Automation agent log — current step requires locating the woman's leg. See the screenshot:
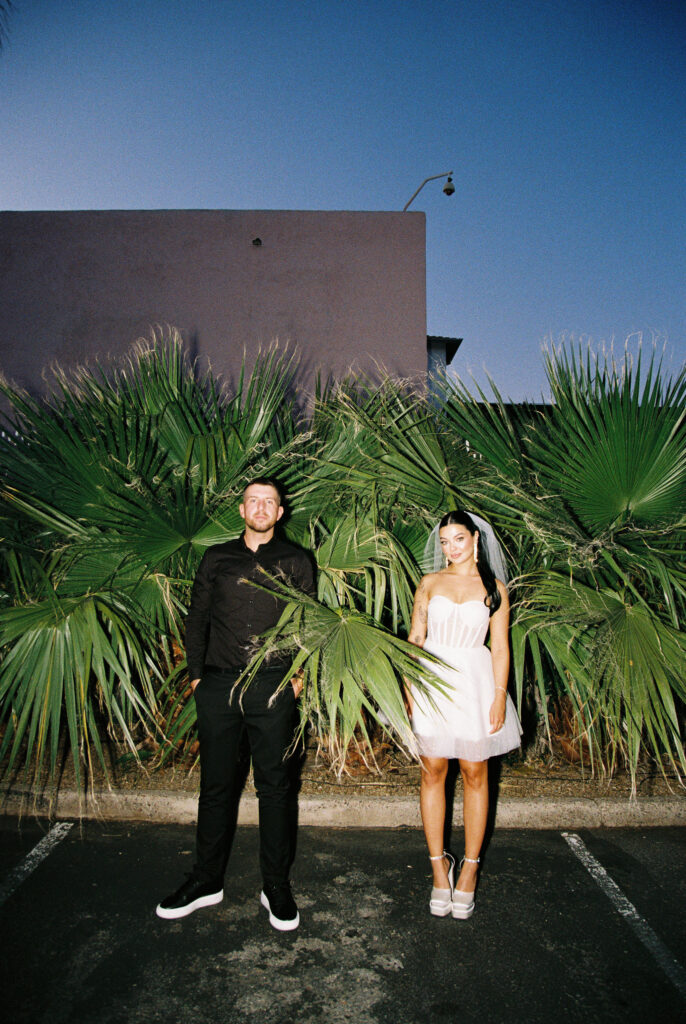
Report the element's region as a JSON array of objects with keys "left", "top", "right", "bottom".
[
  {"left": 455, "top": 758, "right": 488, "bottom": 892},
  {"left": 419, "top": 755, "right": 451, "bottom": 887}
]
